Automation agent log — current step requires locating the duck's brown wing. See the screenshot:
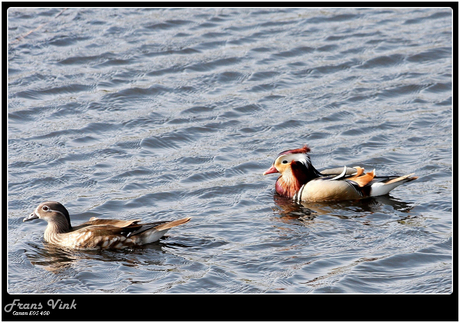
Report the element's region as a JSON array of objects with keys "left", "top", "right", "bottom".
[
  {"left": 67, "top": 221, "right": 154, "bottom": 249},
  {"left": 74, "top": 217, "right": 191, "bottom": 238},
  {"left": 123, "top": 218, "right": 192, "bottom": 237},
  {"left": 72, "top": 218, "right": 144, "bottom": 239},
  {"left": 65, "top": 217, "right": 191, "bottom": 249},
  {"left": 83, "top": 218, "right": 142, "bottom": 227}
]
